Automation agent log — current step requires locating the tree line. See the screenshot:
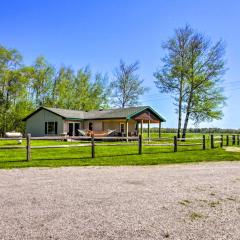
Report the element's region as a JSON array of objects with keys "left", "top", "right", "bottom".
[
  {"left": 0, "top": 46, "right": 147, "bottom": 136},
  {"left": 0, "top": 25, "right": 228, "bottom": 136},
  {"left": 0, "top": 51, "right": 107, "bottom": 136},
  {"left": 144, "top": 128, "right": 240, "bottom": 134}
]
